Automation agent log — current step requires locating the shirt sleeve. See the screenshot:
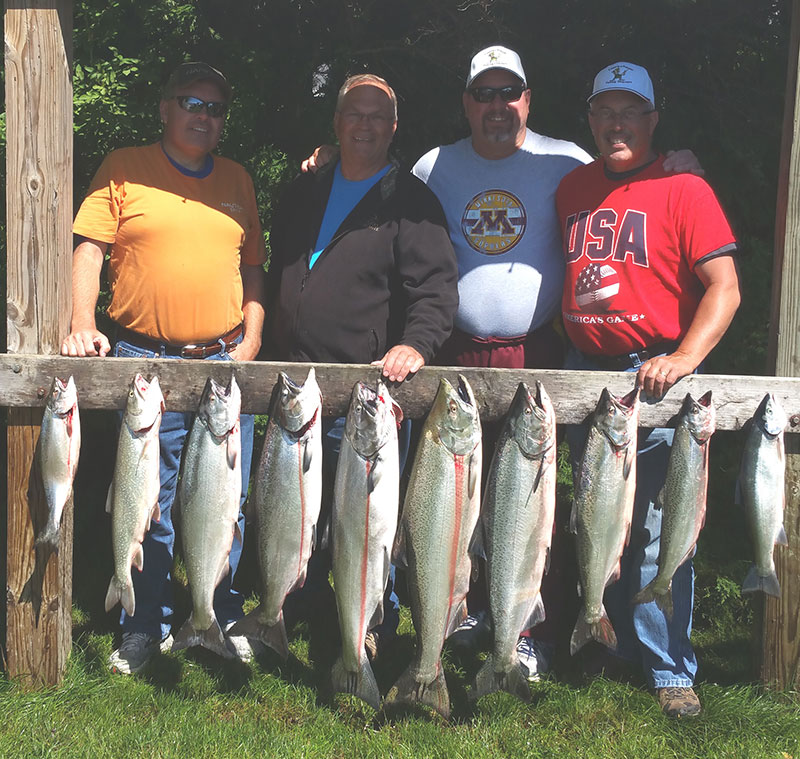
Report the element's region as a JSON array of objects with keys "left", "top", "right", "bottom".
[
  {"left": 72, "top": 153, "right": 124, "bottom": 243},
  {"left": 674, "top": 176, "right": 737, "bottom": 269}
]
